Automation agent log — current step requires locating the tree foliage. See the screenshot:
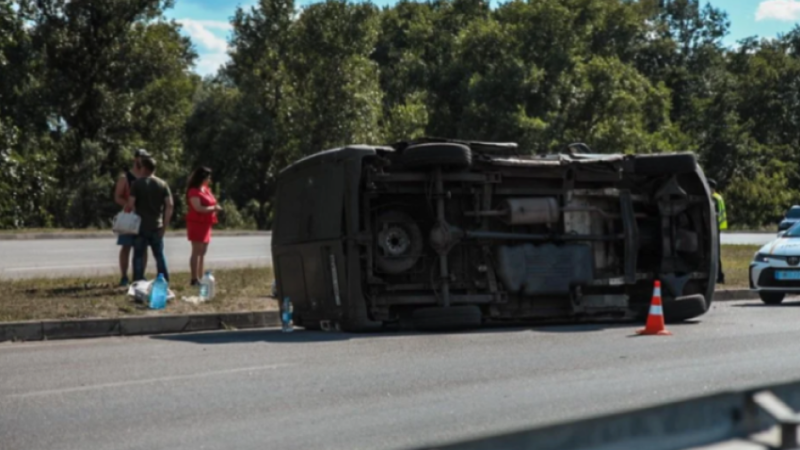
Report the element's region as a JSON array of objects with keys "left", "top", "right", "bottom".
[{"left": 3, "top": 0, "right": 800, "bottom": 229}]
